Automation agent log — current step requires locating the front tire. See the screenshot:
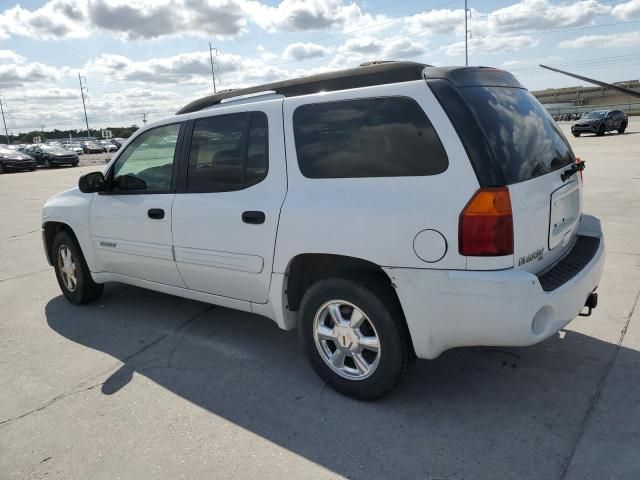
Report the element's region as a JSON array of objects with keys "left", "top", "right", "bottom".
[
  {"left": 44, "top": 159, "right": 51, "bottom": 168},
  {"left": 572, "top": 132, "right": 581, "bottom": 137},
  {"left": 299, "top": 276, "right": 412, "bottom": 400},
  {"left": 597, "top": 124, "right": 605, "bottom": 136},
  {"left": 52, "top": 230, "right": 103, "bottom": 305}
]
